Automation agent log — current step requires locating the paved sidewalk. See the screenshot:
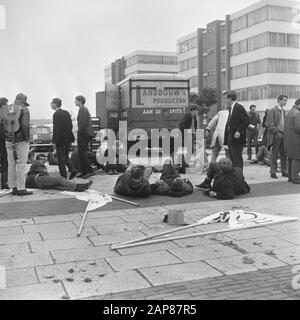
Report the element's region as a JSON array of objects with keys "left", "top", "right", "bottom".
[{"left": 0, "top": 162, "right": 299, "bottom": 300}]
